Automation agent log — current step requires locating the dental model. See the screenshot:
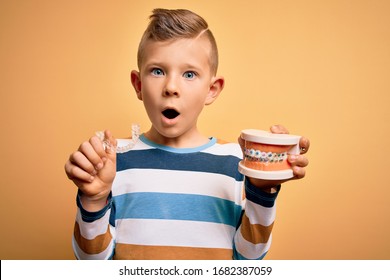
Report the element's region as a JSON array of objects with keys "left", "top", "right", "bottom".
[
  {"left": 238, "top": 129, "right": 300, "bottom": 180},
  {"left": 96, "top": 123, "right": 140, "bottom": 153}
]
